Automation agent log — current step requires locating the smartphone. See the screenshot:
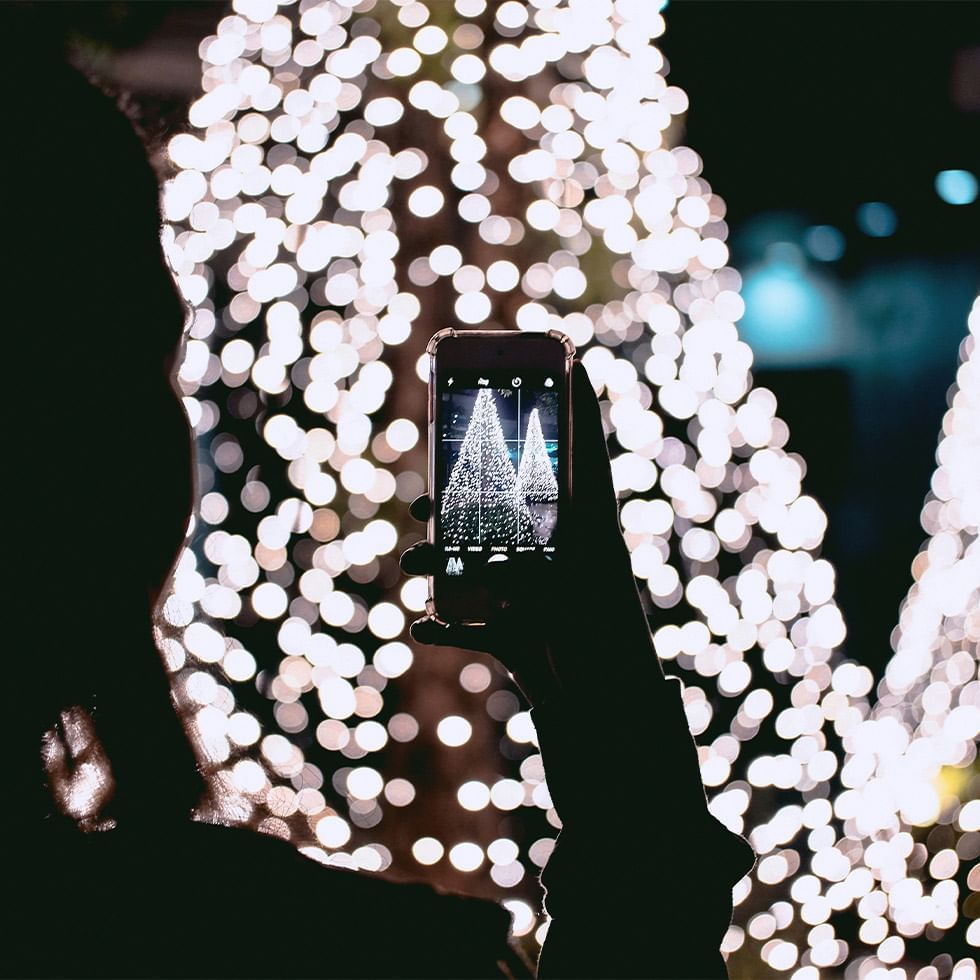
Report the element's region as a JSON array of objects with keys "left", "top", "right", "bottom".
[{"left": 426, "top": 328, "right": 574, "bottom": 624}]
